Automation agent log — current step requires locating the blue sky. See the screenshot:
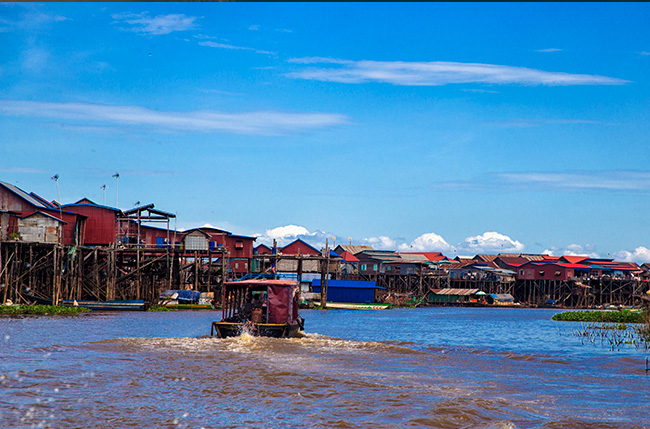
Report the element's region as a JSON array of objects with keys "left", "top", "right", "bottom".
[{"left": 2, "top": 3, "right": 650, "bottom": 261}]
